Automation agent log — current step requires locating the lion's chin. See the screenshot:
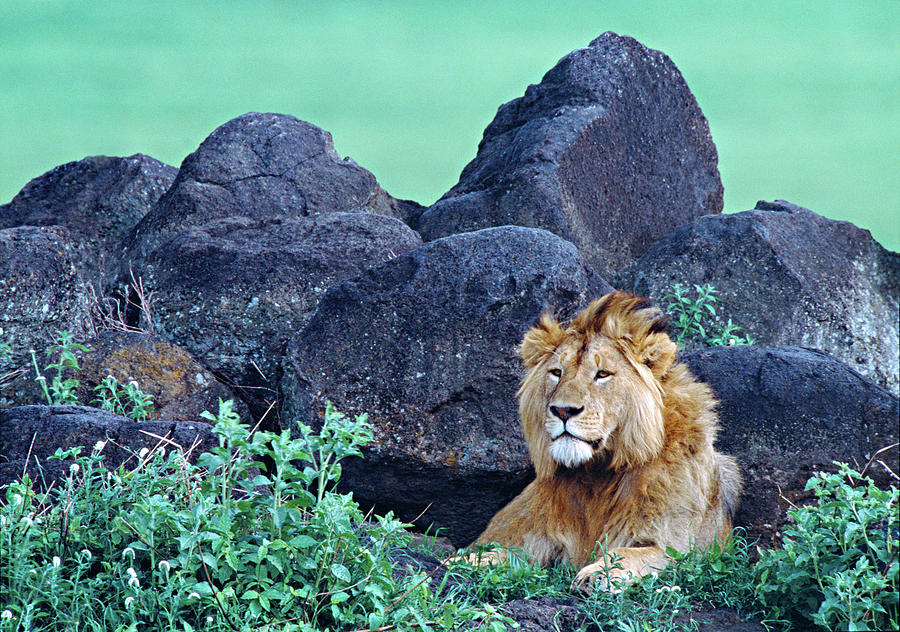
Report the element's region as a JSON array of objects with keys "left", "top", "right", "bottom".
[{"left": 549, "top": 436, "right": 595, "bottom": 469}]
